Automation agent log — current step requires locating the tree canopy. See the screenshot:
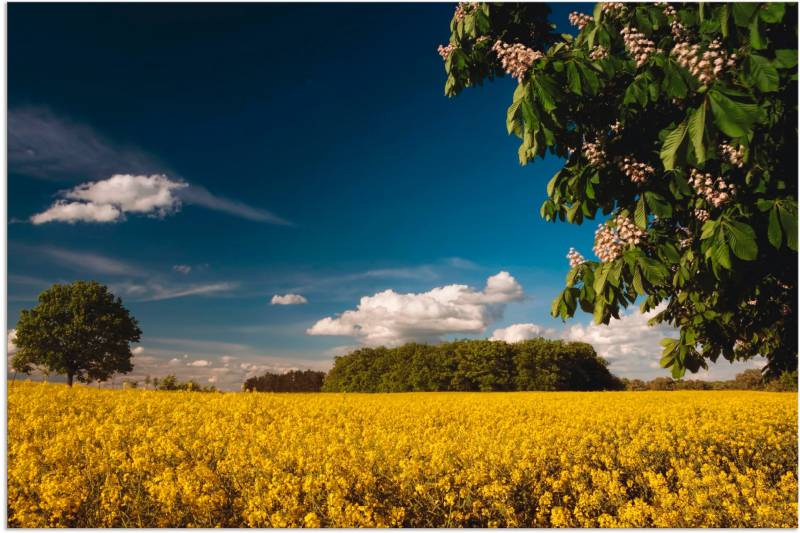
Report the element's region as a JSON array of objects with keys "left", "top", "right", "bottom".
[
  {"left": 243, "top": 369, "right": 326, "bottom": 392},
  {"left": 322, "top": 339, "right": 624, "bottom": 392},
  {"left": 12, "top": 281, "right": 141, "bottom": 386},
  {"left": 440, "top": 2, "right": 797, "bottom": 379}
]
